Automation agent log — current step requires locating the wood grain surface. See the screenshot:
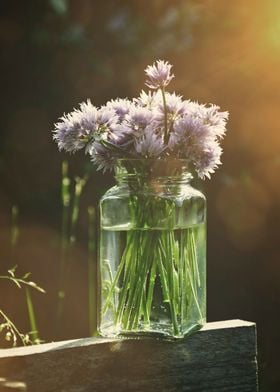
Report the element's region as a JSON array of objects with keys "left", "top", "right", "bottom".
[{"left": 0, "top": 319, "right": 258, "bottom": 392}]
